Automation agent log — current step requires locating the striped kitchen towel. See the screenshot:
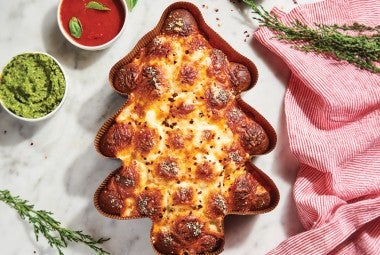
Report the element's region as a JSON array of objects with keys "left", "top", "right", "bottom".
[{"left": 254, "top": 0, "right": 380, "bottom": 254}]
